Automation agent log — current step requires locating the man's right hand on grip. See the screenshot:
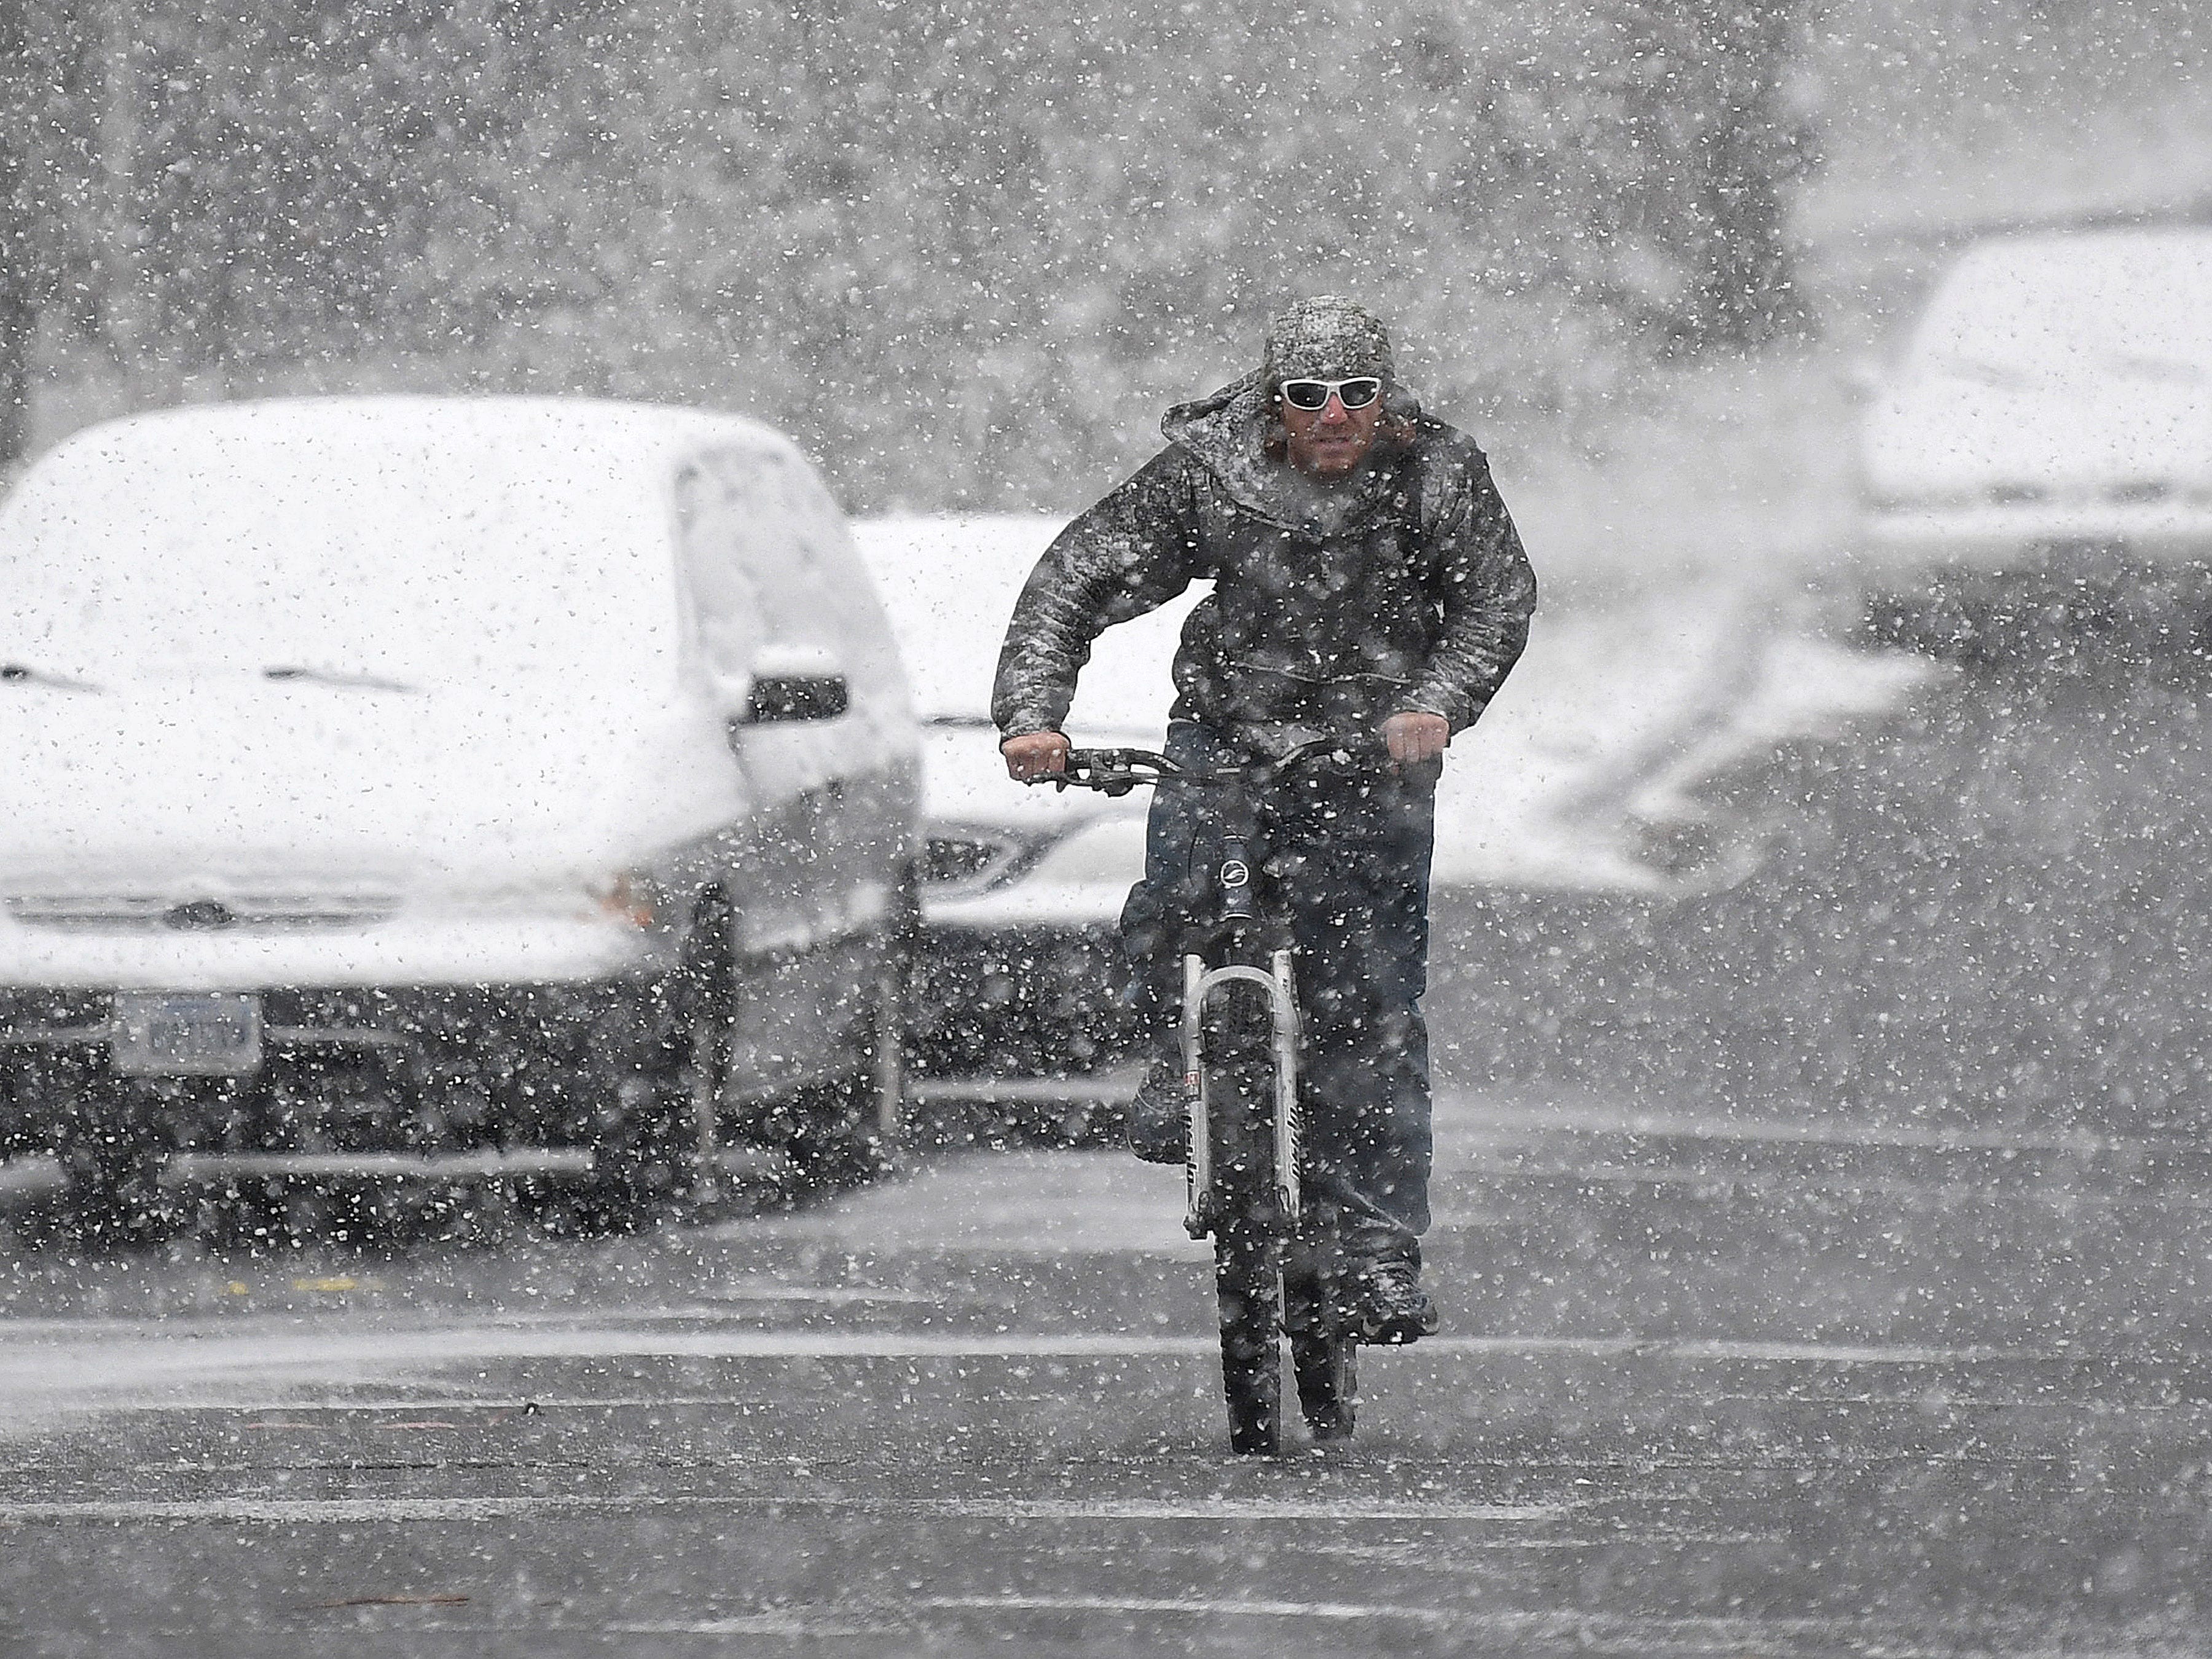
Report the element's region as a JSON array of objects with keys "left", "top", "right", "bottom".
[{"left": 1001, "top": 730, "right": 1071, "bottom": 781}]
